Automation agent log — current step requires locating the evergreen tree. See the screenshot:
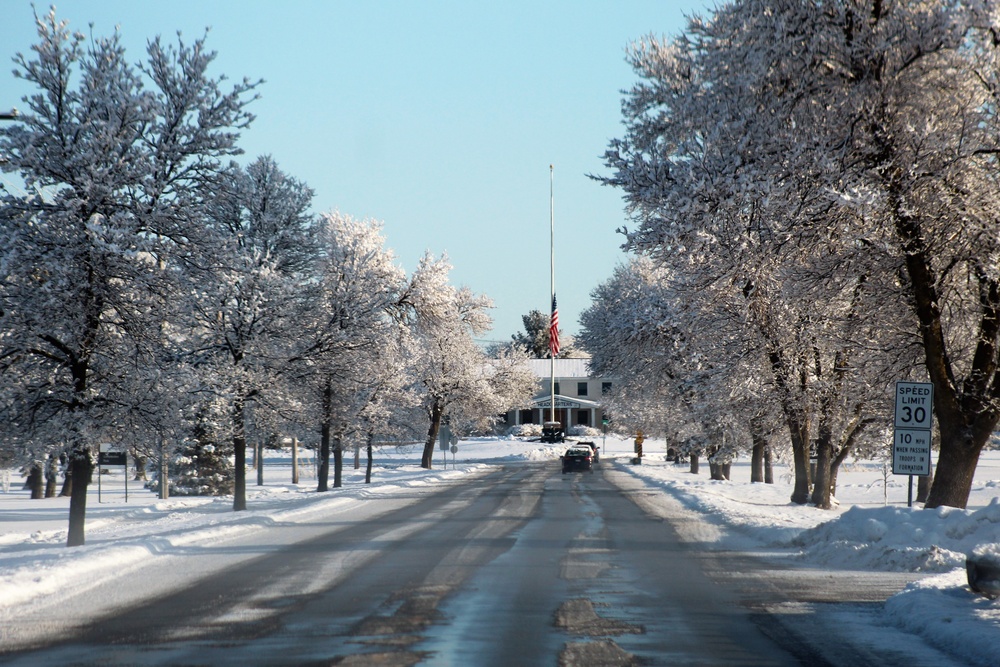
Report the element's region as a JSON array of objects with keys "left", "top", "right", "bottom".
[
  {"left": 168, "top": 405, "right": 234, "bottom": 496},
  {"left": 511, "top": 309, "right": 580, "bottom": 358}
]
